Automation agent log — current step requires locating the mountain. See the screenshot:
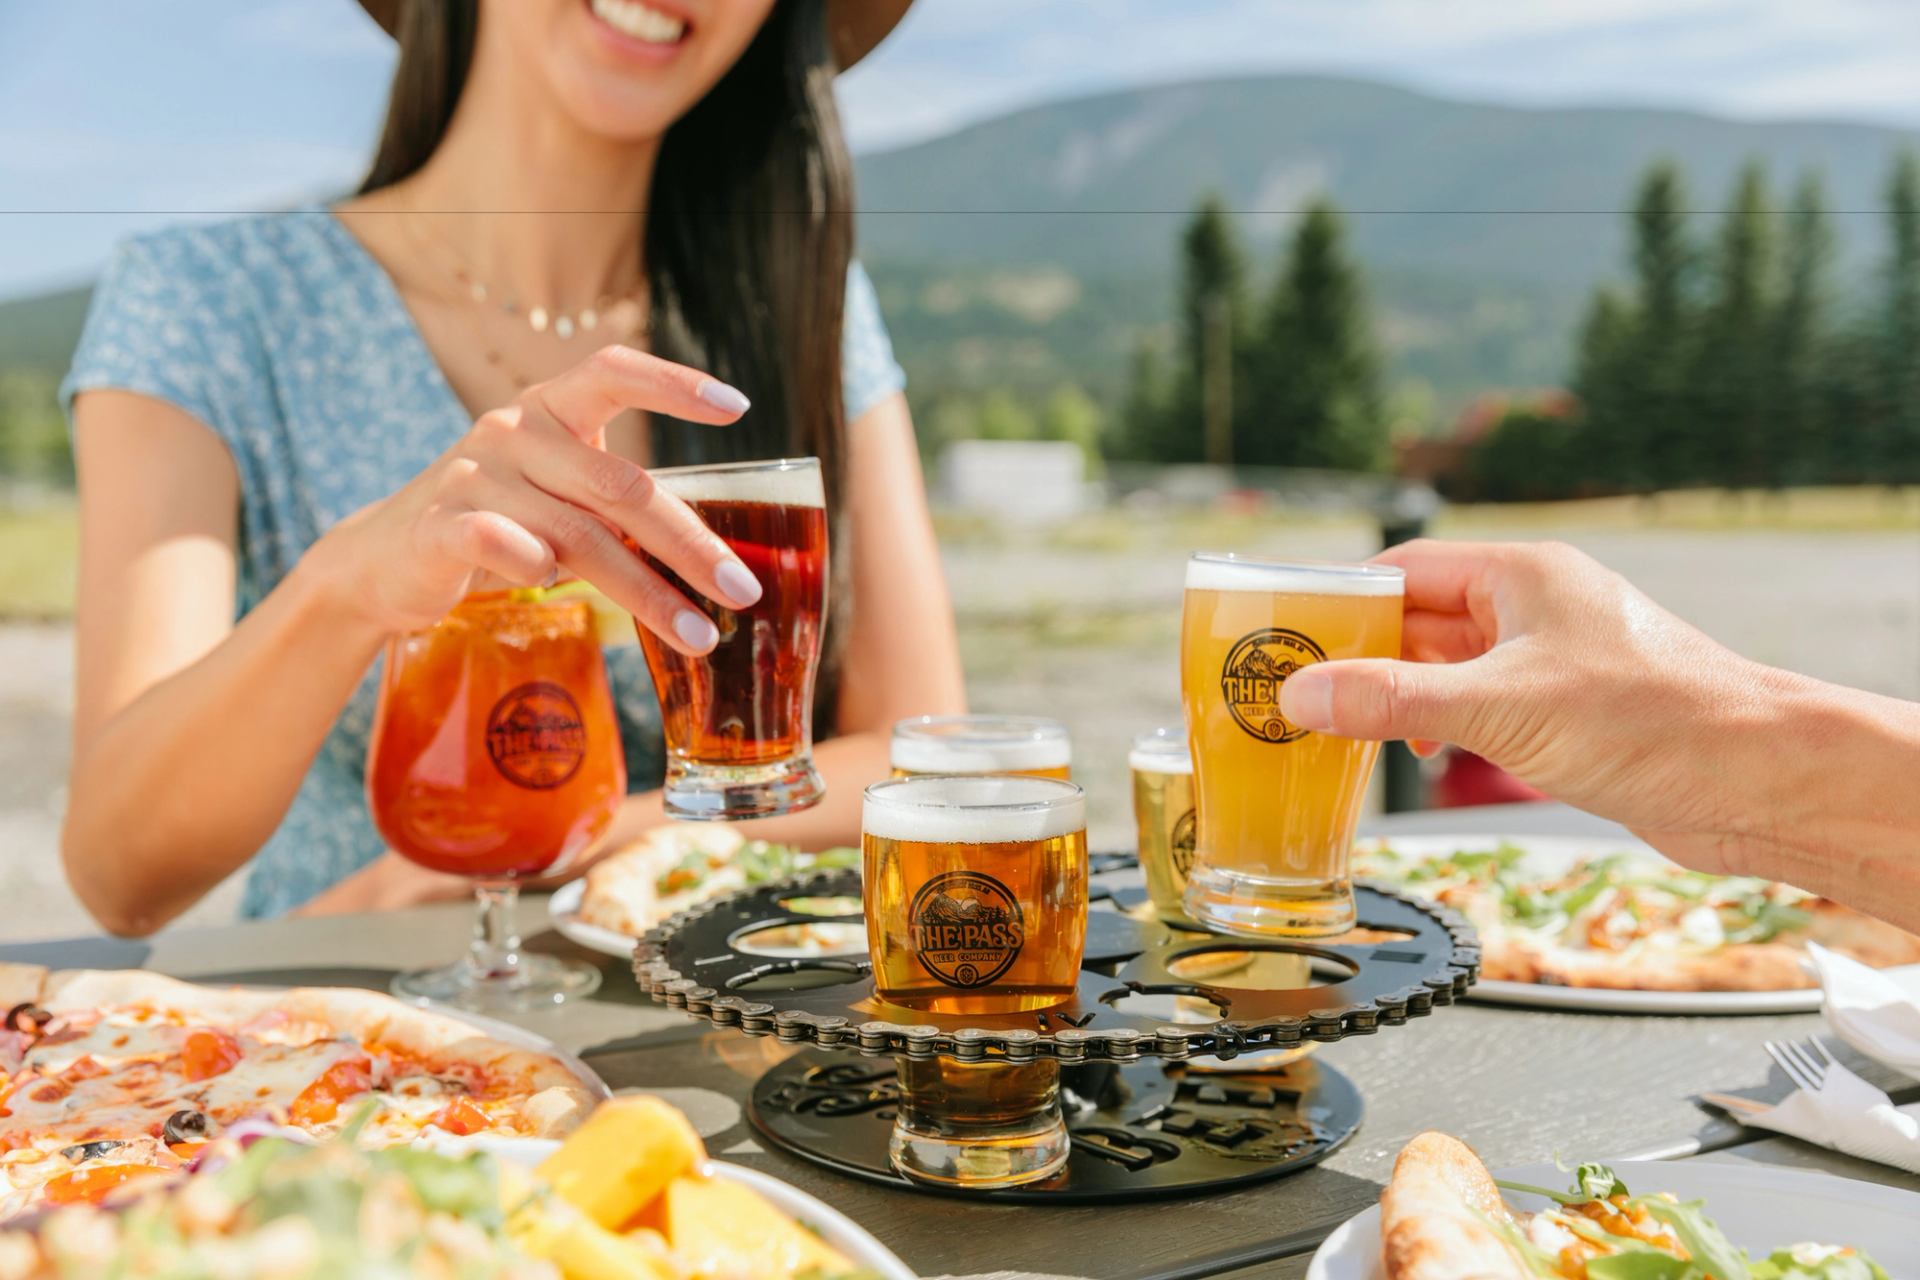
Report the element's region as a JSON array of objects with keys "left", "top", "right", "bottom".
[
  {"left": 852, "top": 74, "right": 1920, "bottom": 412},
  {"left": 3, "top": 75, "right": 1915, "bottom": 424}
]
